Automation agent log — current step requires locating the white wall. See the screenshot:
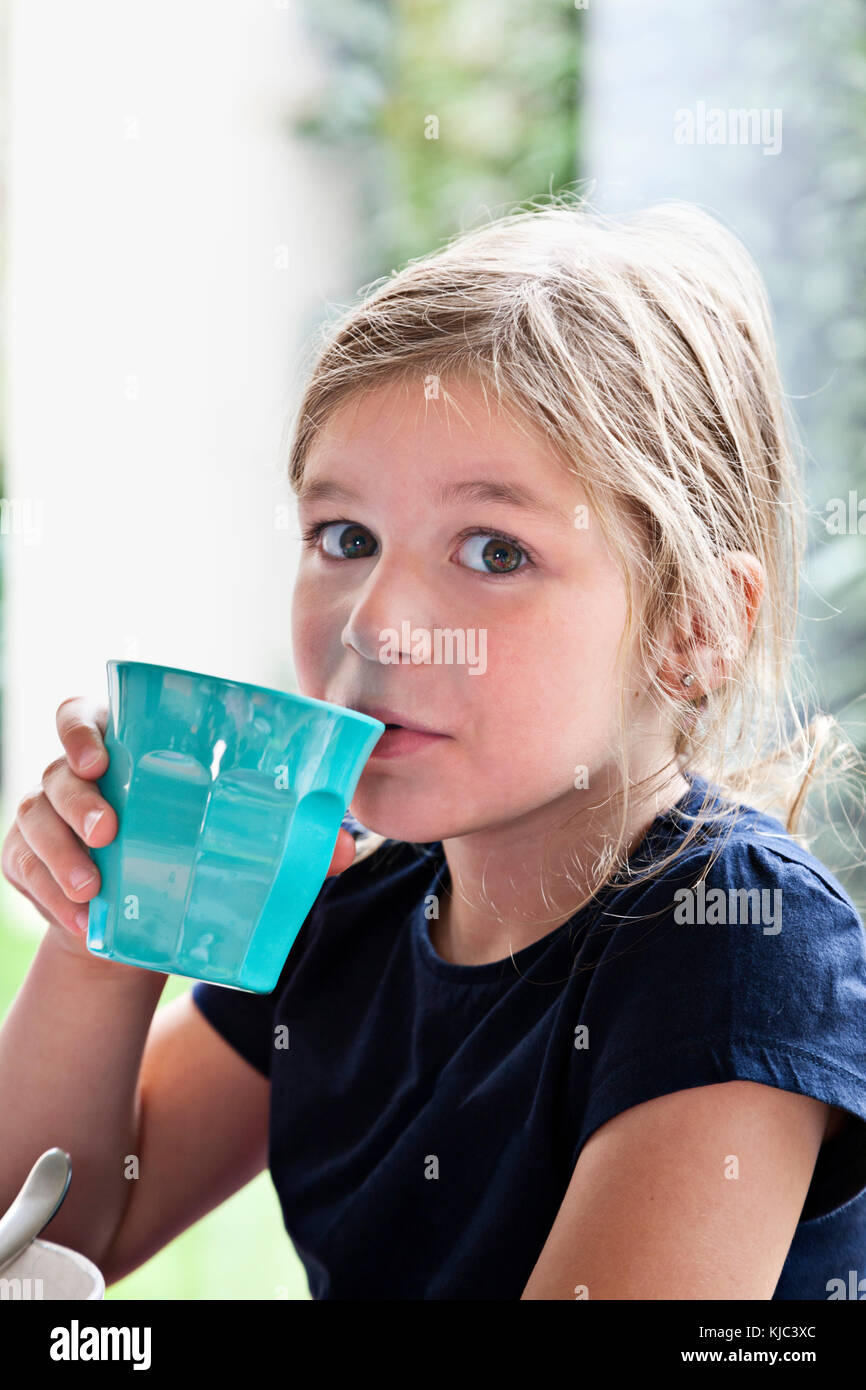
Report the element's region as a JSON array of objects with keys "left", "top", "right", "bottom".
[{"left": 2, "top": 0, "right": 360, "bottom": 928}]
